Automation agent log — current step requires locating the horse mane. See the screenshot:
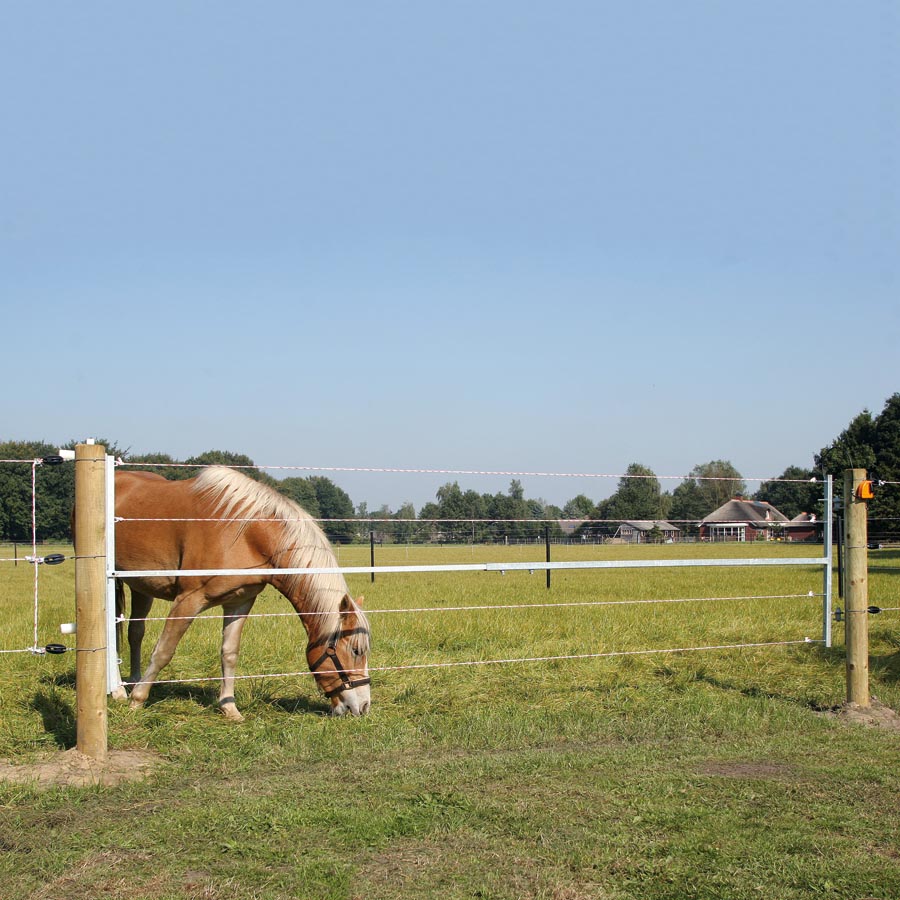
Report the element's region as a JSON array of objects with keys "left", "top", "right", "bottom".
[{"left": 191, "top": 467, "right": 369, "bottom": 648}]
